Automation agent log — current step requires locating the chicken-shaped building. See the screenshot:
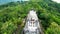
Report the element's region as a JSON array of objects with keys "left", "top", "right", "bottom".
[{"left": 23, "top": 10, "right": 41, "bottom": 34}]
